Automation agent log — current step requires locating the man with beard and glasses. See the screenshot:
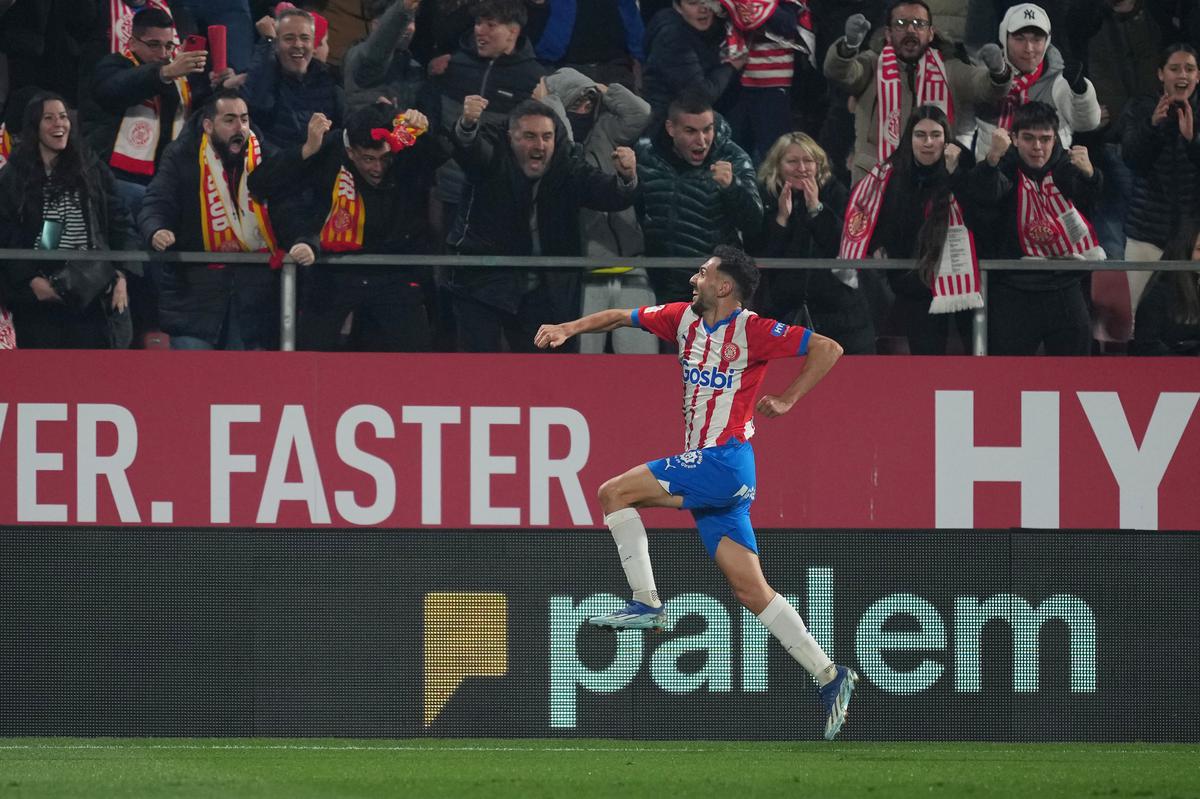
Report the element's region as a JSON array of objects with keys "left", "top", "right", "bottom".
[
  {"left": 139, "top": 90, "right": 301, "bottom": 350},
  {"left": 445, "top": 97, "right": 638, "bottom": 352},
  {"left": 533, "top": 246, "right": 858, "bottom": 741},
  {"left": 241, "top": 6, "right": 344, "bottom": 150},
  {"left": 247, "top": 102, "right": 446, "bottom": 351},
  {"left": 825, "top": 0, "right": 1012, "bottom": 185}
]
